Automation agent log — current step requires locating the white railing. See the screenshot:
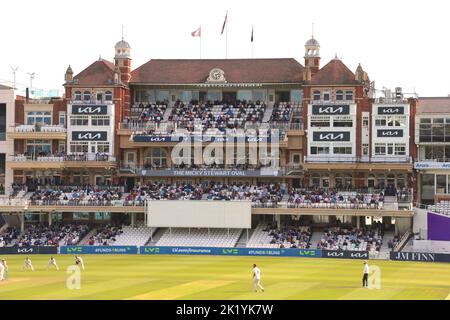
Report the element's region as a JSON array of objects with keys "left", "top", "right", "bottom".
[
  {"left": 305, "top": 156, "right": 412, "bottom": 164},
  {"left": 12, "top": 124, "right": 66, "bottom": 133},
  {"left": 10, "top": 154, "right": 116, "bottom": 162},
  {"left": 70, "top": 100, "right": 113, "bottom": 105}
]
